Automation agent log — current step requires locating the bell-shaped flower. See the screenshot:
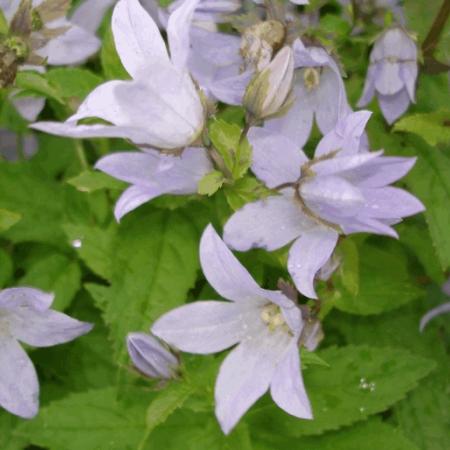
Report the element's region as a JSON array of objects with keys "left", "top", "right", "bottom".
[
  {"left": 358, "top": 27, "right": 418, "bottom": 124},
  {"left": 152, "top": 225, "right": 312, "bottom": 434},
  {"left": 224, "top": 111, "right": 424, "bottom": 298},
  {"left": 243, "top": 46, "right": 295, "bottom": 120},
  {"left": 95, "top": 147, "right": 213, "bottom": 221},
  {"left": 263, "top": 39, "right": 352, "bottom": 149},
  {"left": 0, "top": 287, "right": 92, "bottom": 418},
  {"left": 127, "top": 332, "right": 179, "bottom": 379},
  {"left": 32, "top": 0, "right": 206, "bottom": 150}
]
